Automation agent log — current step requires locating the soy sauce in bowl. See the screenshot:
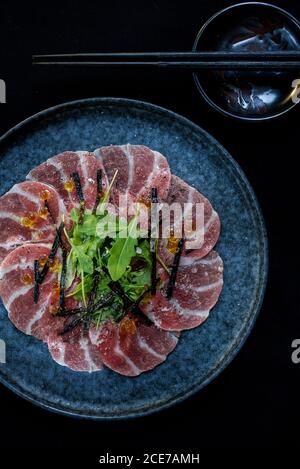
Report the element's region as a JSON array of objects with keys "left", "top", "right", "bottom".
[{"left": 193, "top": 2, "right": 300, "bottom": 120}]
